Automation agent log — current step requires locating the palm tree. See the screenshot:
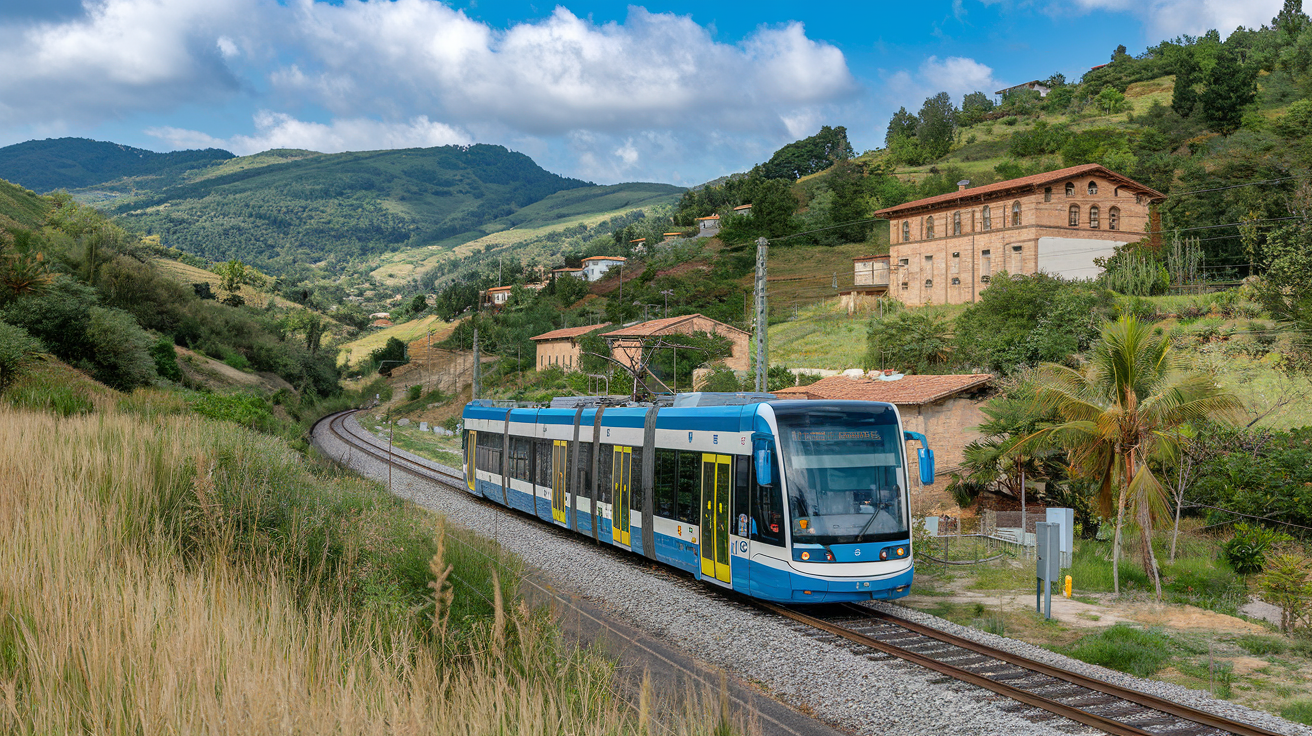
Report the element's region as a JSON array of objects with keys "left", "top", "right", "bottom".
[{"left": 1023, "top": 316, "right": 1241, "bottom": 598}]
